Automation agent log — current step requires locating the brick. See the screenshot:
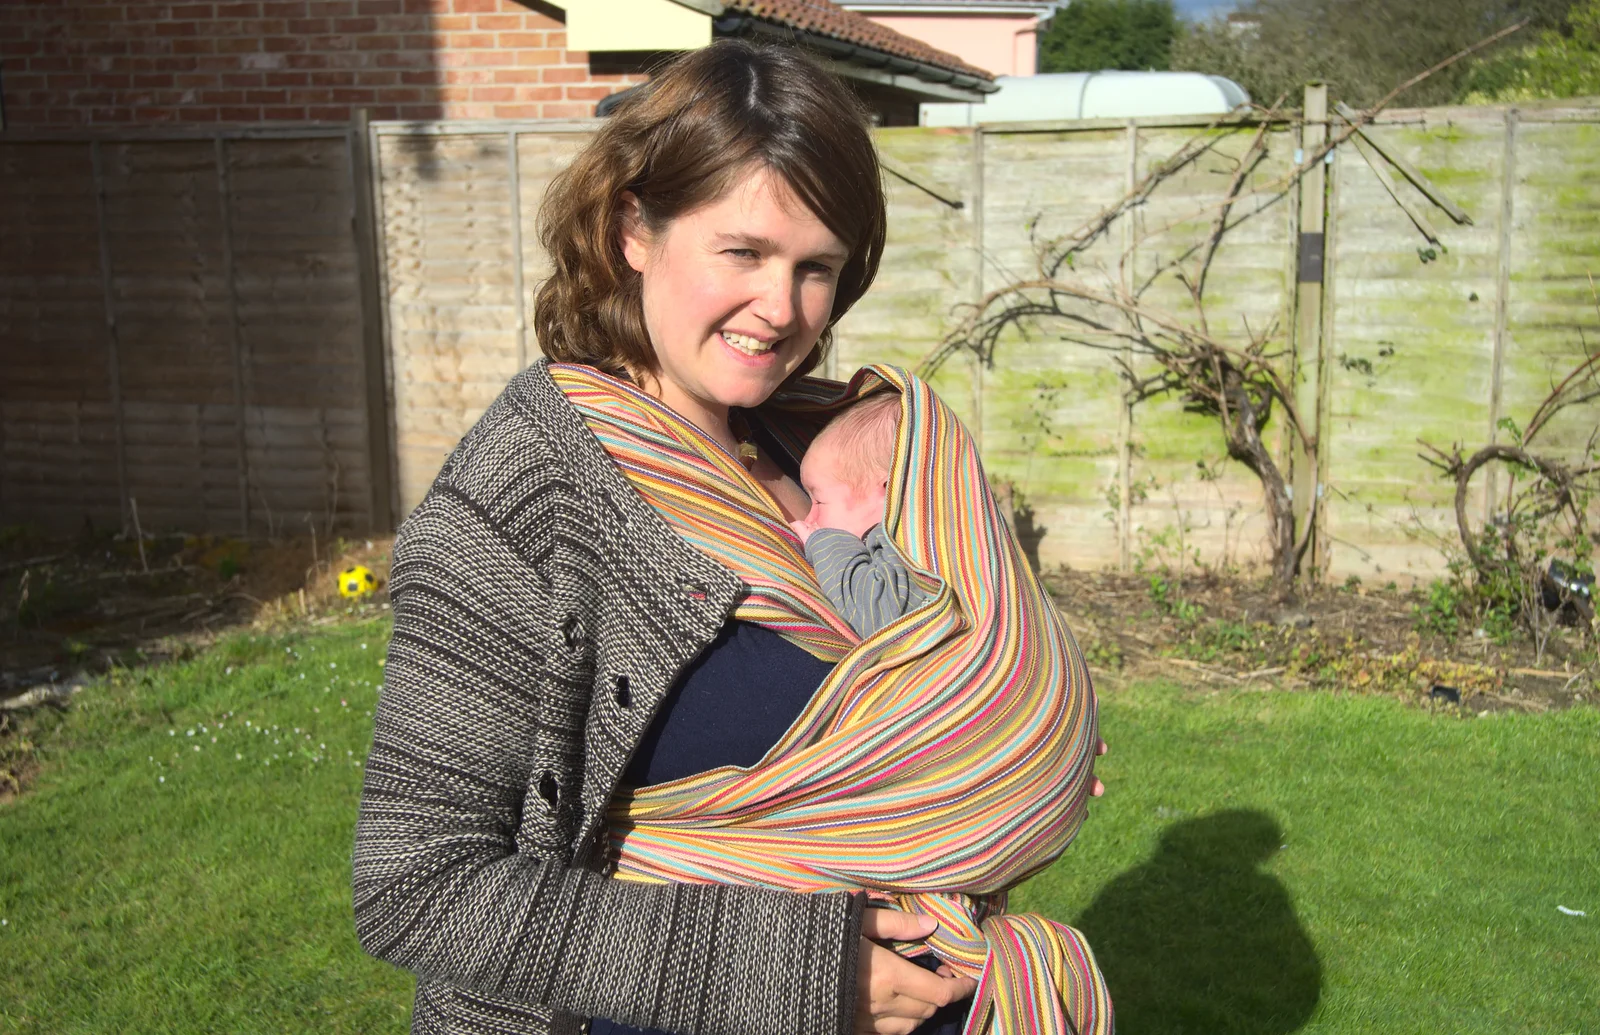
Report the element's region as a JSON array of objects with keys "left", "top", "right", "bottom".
[
  {"left": 262, "top": 104, "right": 310, "bottom": 118},
  {"left": 308, "top": 69, "right": 358, "bottom": 84},
  {"left": 200, "top": 88, "right": 246, "bottom": 104},
  {"left": 262, "top": 36, "right": 309, "bottom": 51},
  {"left": 216, "top": 36, "right": 262, "bottom": 54},
  {"left": 353, "top": 33, "right": 401, "bottom": 50},
  {"left": 265, "top": 70, "right": 311, "bottom": 85},
  {"left": 334, "top": 16, "right": 378, "bottom": 32},
  {"left": 170, "top": 4, "right": 216, "bottom": 19},
  {"left": 130, "top": 72, "right": 177, "bottom": 88},
  {"left": 216, "top": 2, "right": 264, "bottom": 17},
  {"left": 565, "top": 84, "right": 617, "bottom": 101},
  {"left": 220, "top": 72, "right": 267, "bottom": 87},
  {"left": 546, "top": 31, "right": 566, "bottom": 48},
  {"left": 514, "top": 48, "right": 560, "bottom": 66},
  {"left": 242, "top": 87, "right": 288, "bottom": 103},
  {"left": 432, "top": 14, "right": 472, "bottom": 31},
  {"left": 153, "top": 19, "right": 199, "bottom": 36},
  {"left": 327, "top": 86, "right": 377, "bottom": 102},
  {"left": 374, "top": 85, "right": 420, "bottom": 102},
  {"left": 262, "top": 1, "right": 310, "bottom": 16},
  {"left": 171, "top": 37, "right": 216, "bottom": 54},
  {"left": 446, "top": 32, "right": 494, "bottom": 48},
  {"left": 304, "top": 104, "right": 348, "bottom": 119},
  {"left": 496, "top": 31, "right": 544, "bottom": 48},
  {"left": 491, "top": 103, "right": 544, "bottom": 118},
  {"left": 437, "top": 49, "right": 504, "bottom": 67},
  {"left": 469, "top": 85, "right": 513, "bottom": 101},
  {"left": 356, "top": 0, "right": 403, "bottom": 13},
  {"left": 541, "top": 66, "right": 588, "bottom": 84},
  {"left": 377, "top": 51, "right": 433, "bottom": 69},
  {"left": 287, "top": 18, "right": 332, "bottom": 32},
  {"left": 179, "top": 105, "right": 222, "bottom": 121},
  {"left": 539, "top": 101, "right": 592, "bottom": 119},
  {"left": 397, "top": 102, "right": 442, "bottom": 118},
  {"left": 450, "top": 0, "right": 500, "bottom": 12},
  {"left": 442, "top": 67, "right": 492, "bottom": 84},
  {"left": 376, "top": 13, "right": 432, "bottom": 31},
  {"left": 398, "top": 69, "right": 437, "bottom": 83},
  {"left": 491, "top": 68, "right": 545, "bottom": 84},
  {"left": 304, "top": 1, "right": 357, "bottom": 17},
  {"left": 474, "top": 14, "right": 522, "bottom": 30}
]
